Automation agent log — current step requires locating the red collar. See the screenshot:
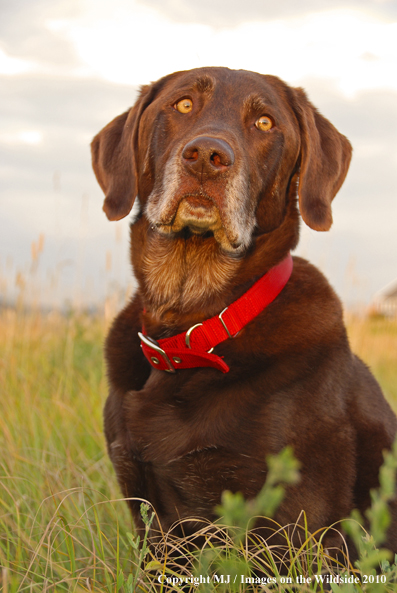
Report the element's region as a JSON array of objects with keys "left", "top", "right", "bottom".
[{"left": 139, "top": 253, "right": 293, "bottom": 374}]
